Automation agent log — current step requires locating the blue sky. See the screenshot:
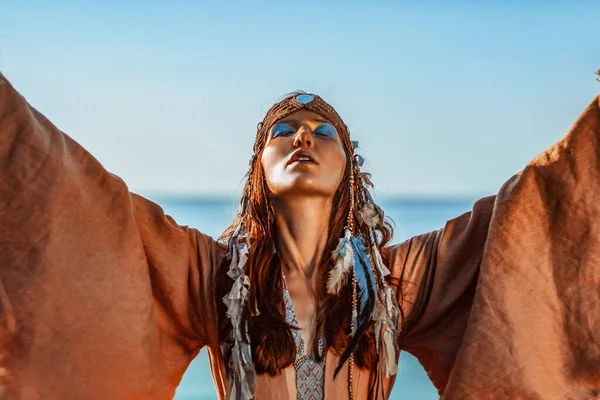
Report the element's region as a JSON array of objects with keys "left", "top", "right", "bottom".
[{"left": 1, "top": 1, "right": 599, "bottom": 197}]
